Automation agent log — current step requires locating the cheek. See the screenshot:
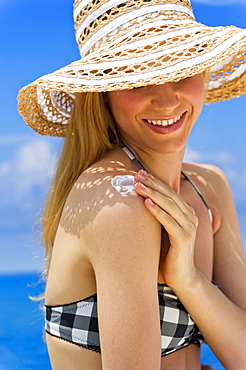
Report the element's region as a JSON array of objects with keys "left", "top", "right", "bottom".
[
  {"left": 179, "top": 75, "right": 205, "bottom": 126},
  {"left": 189, "top": 75, "right": 205, "bottom": 106},
  {"left": 194, "top": 86, "right": 205, "bottom": 107},
  {"left": 107, "top": 91, "right": 141, "bottom": 121},
  {"left": 107, "top": 91, "right": 127, "bottom": 112}
]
